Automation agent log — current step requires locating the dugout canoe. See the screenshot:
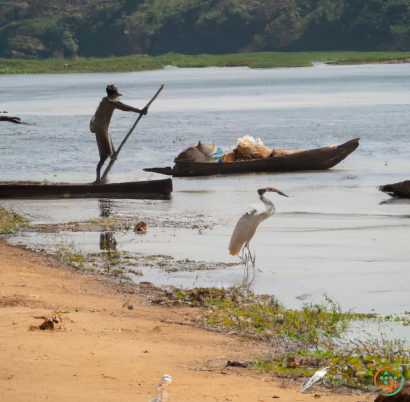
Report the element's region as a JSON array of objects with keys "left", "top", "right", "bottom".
[
  {"left": 0, "top": 178, "right": 173, "bottom": 200},
  {"left": 144, "top": 138, "right": 360, "bottom": 177},
  {"left": 379, "top": 180, "right": 410, "bottom": 198}
]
